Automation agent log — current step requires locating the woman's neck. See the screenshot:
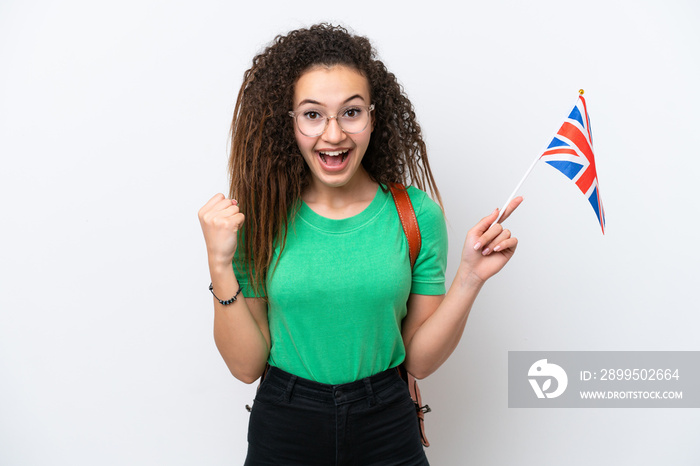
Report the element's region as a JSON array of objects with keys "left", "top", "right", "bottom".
[{"left": 301, "top": 168, "right": 379, "bottom": 220}]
